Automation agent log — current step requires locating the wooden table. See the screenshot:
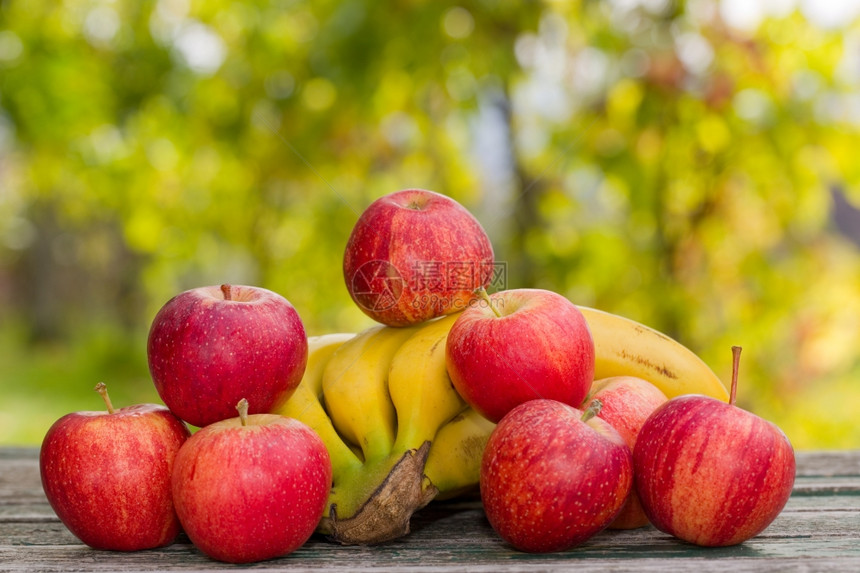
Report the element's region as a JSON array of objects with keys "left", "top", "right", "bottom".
[{"left": 2, "top": 447, "right": 859, "bottom": 572}]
